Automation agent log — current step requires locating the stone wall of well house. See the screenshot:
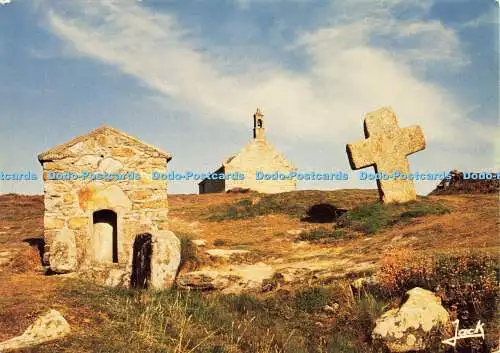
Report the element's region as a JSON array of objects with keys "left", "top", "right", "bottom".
[{"left": 39, "top": 127, "right": 180, "bottom": 288}]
